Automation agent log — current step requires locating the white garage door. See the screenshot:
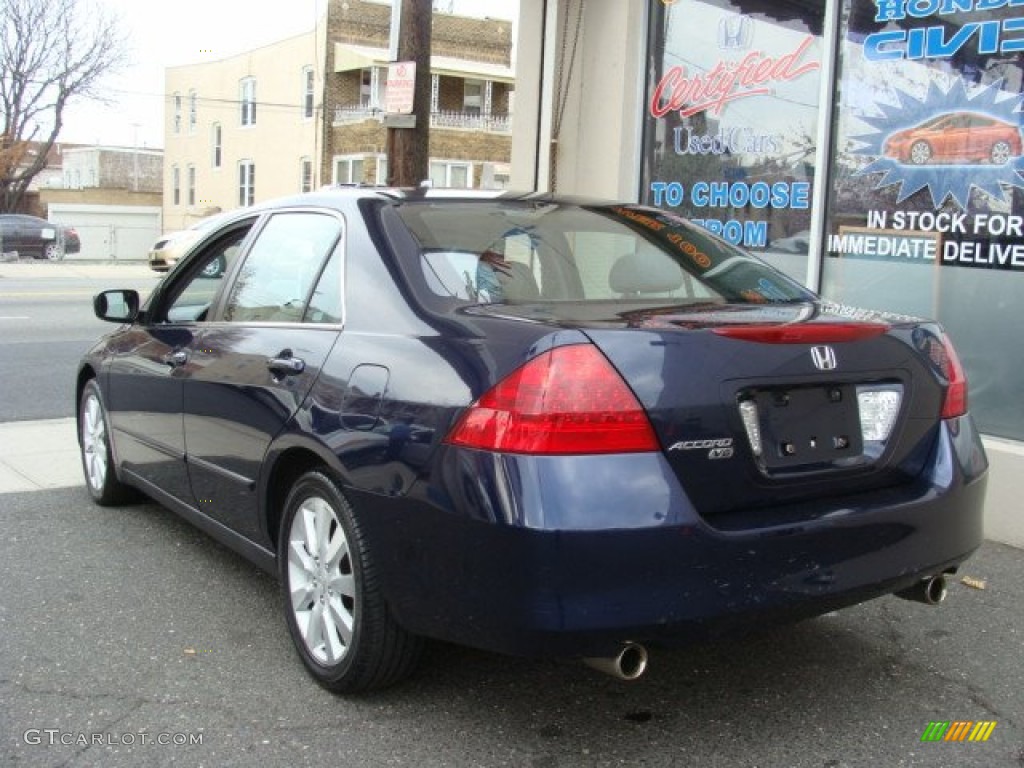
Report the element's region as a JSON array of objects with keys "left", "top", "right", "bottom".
[{"left": 47, "top": 204, "right": 161, "bottom": 262}]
